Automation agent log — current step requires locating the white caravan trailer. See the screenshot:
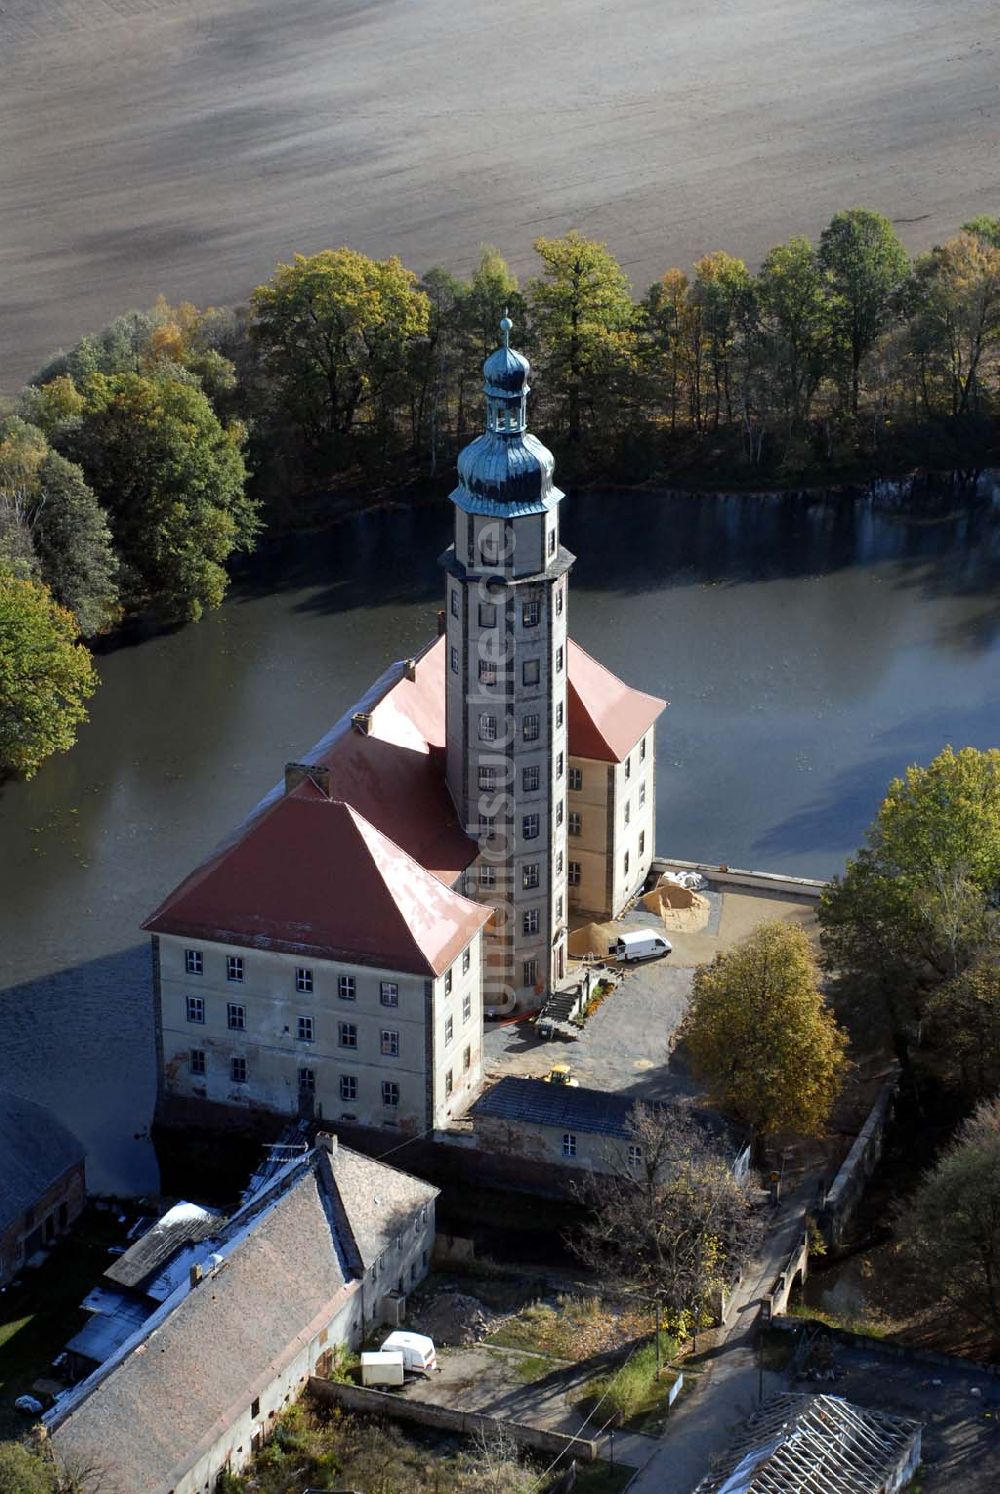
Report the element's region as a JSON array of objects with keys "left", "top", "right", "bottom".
[{"left": 381, "top": 1330, "right": 437, "bottom": 1374}]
